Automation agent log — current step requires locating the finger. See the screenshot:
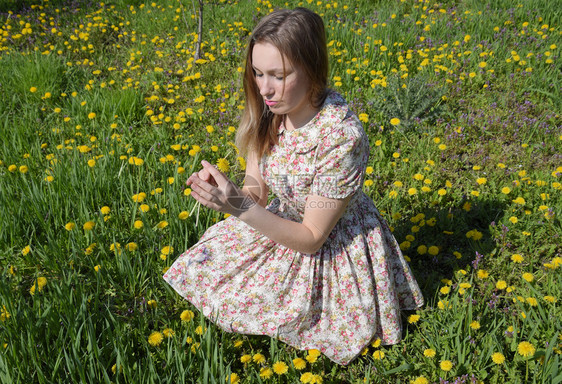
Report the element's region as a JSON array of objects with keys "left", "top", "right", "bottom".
[
  {"left": 186, "top": 171, "right": 202, "bottom": 186},
  {"left": 201, "top": 160, "right": 227, "bottom": 185},
  {"left": 190, "top": 177, "right": 218, "bottom": 200},
  {"left": 190, "top": 189, "right": 211, "bottom": 208},
  {"left": 198, "top": 168, "right": 212, "bottom": 182},
  {"left": 191, "top": 186, "right": 221, "bottom": 212}
]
